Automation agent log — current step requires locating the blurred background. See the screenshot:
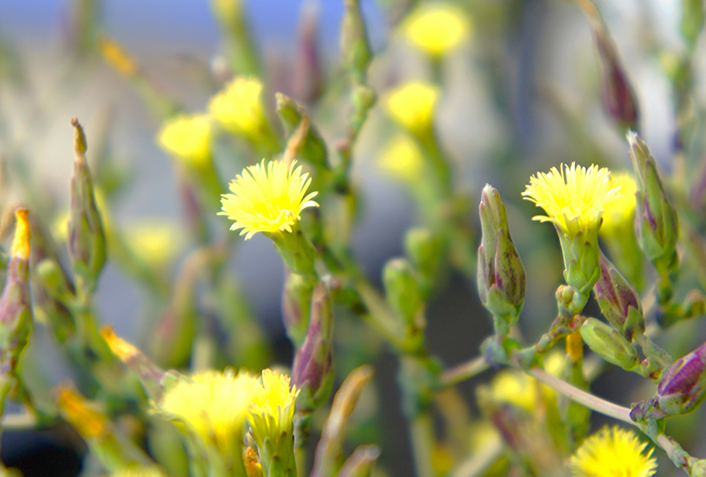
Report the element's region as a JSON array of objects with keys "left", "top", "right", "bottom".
[{"left": 1, "top": 0, "right": 705, "bottom": 476}]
